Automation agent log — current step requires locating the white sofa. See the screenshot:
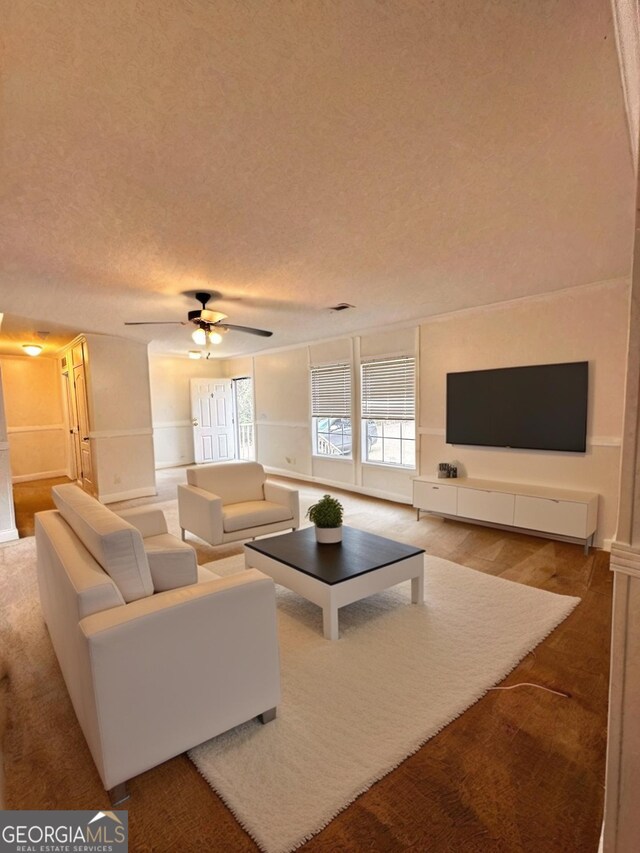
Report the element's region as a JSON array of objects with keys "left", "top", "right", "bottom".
[
  {"left": 35, "top": 483, "right": 280, "bottom": 802},
  {"left": 178, "top": 461, "right": 299, "bottom": 546}
]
